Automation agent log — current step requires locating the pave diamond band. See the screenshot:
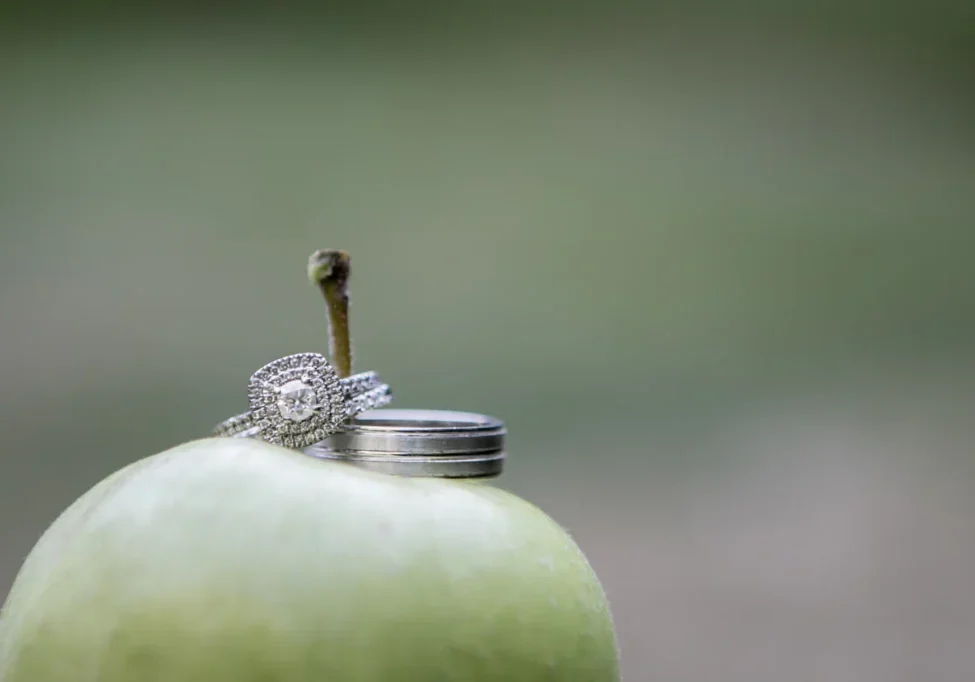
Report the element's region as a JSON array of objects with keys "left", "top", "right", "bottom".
[
  {"left": 213, "top": 385, "right": 393, "bottom": 440},
  {"left": 212, "top": 353, "right": 392, "bottom": 448}
]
